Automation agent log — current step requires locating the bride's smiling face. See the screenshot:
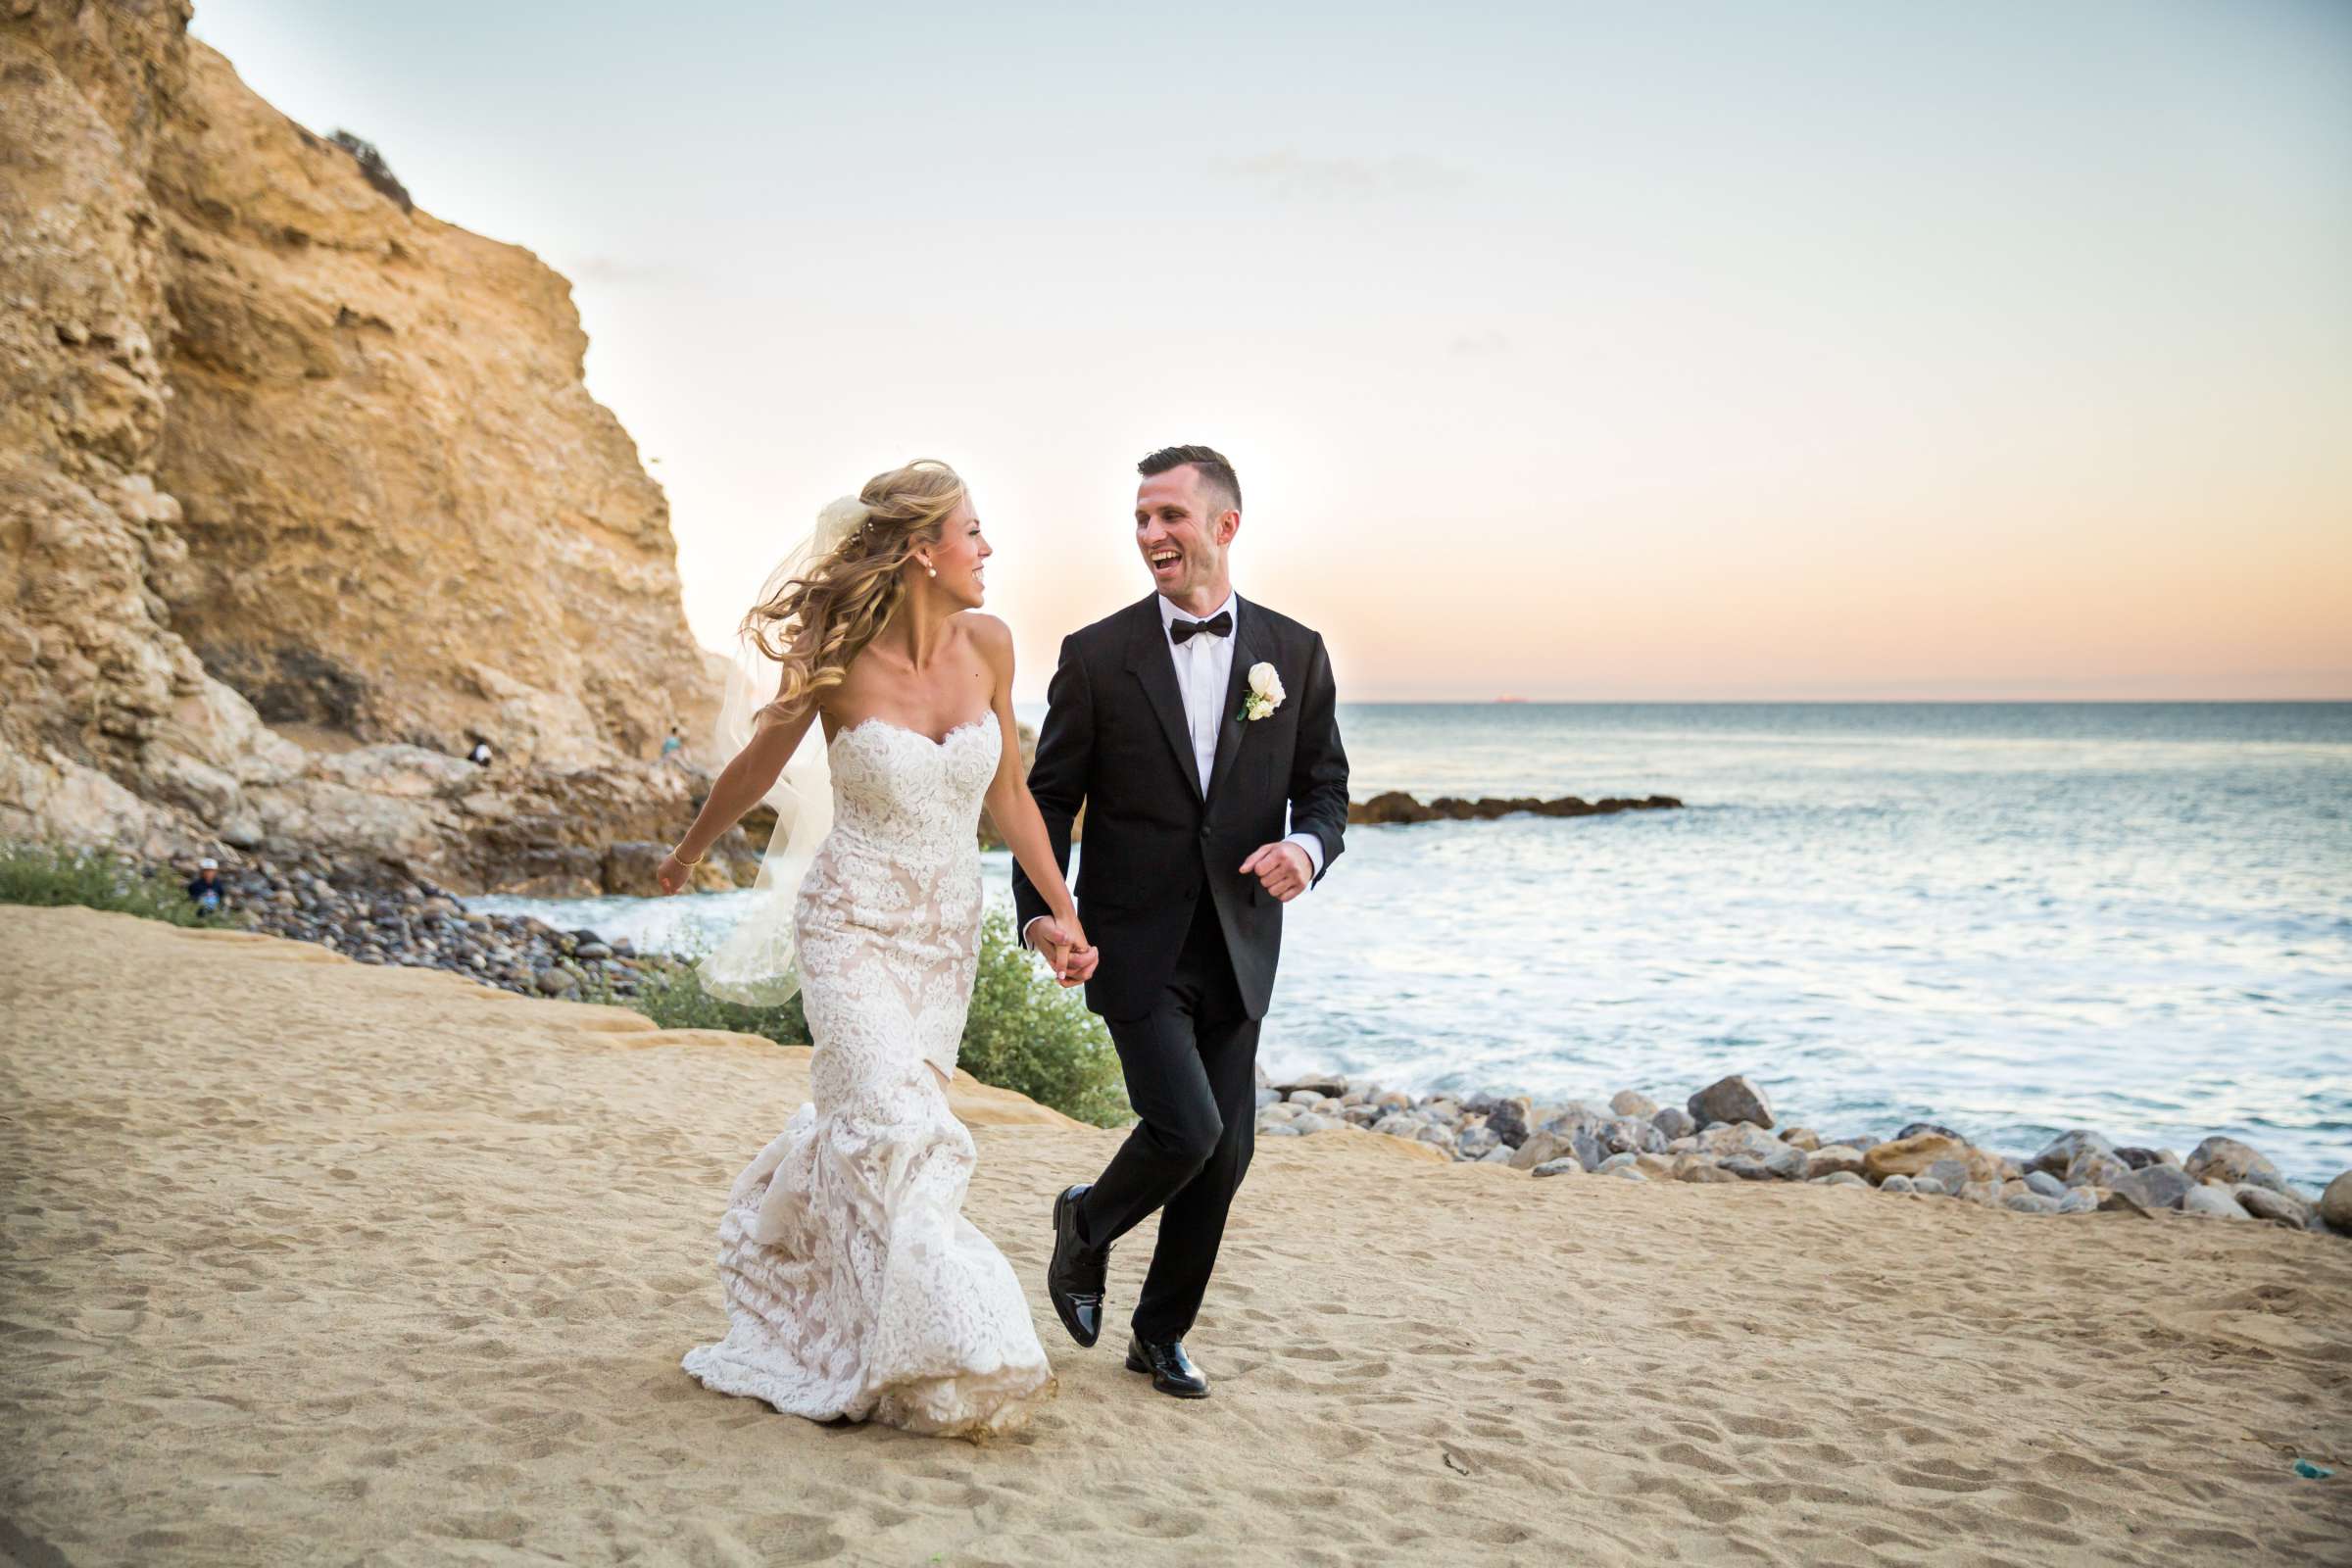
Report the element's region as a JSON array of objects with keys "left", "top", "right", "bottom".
[{"left": 917, "top": 493, "right": 991, "bottom": 608}]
